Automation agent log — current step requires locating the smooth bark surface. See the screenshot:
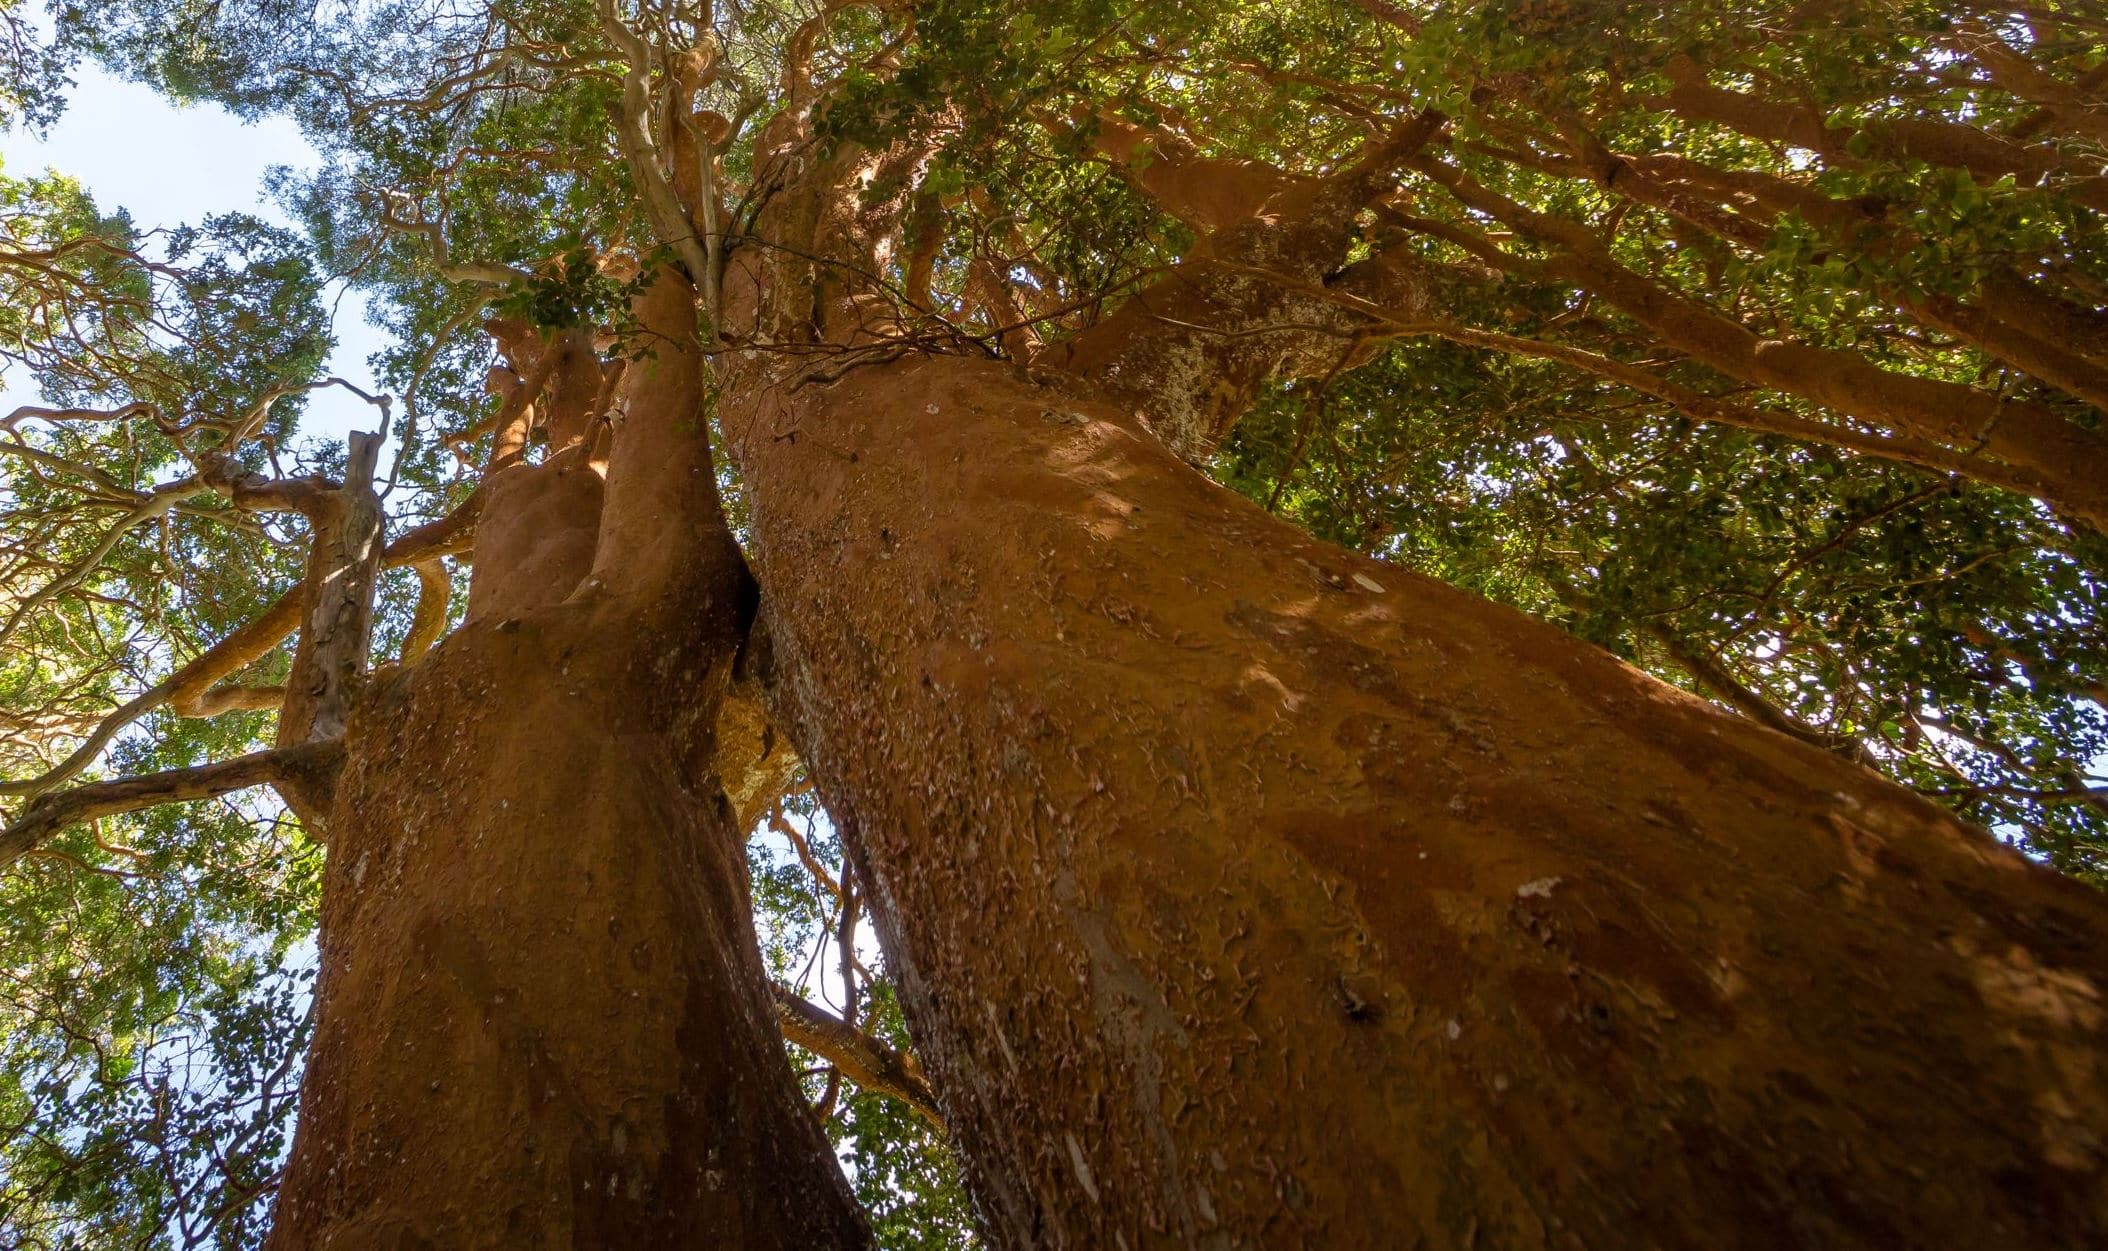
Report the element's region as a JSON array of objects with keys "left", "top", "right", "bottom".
[
  {"left": 725, "top": 348, "right": 2108, "bottom": 1249},
  {"left": 269, "top": 276, "right": 871, "bottom": 1250}
]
